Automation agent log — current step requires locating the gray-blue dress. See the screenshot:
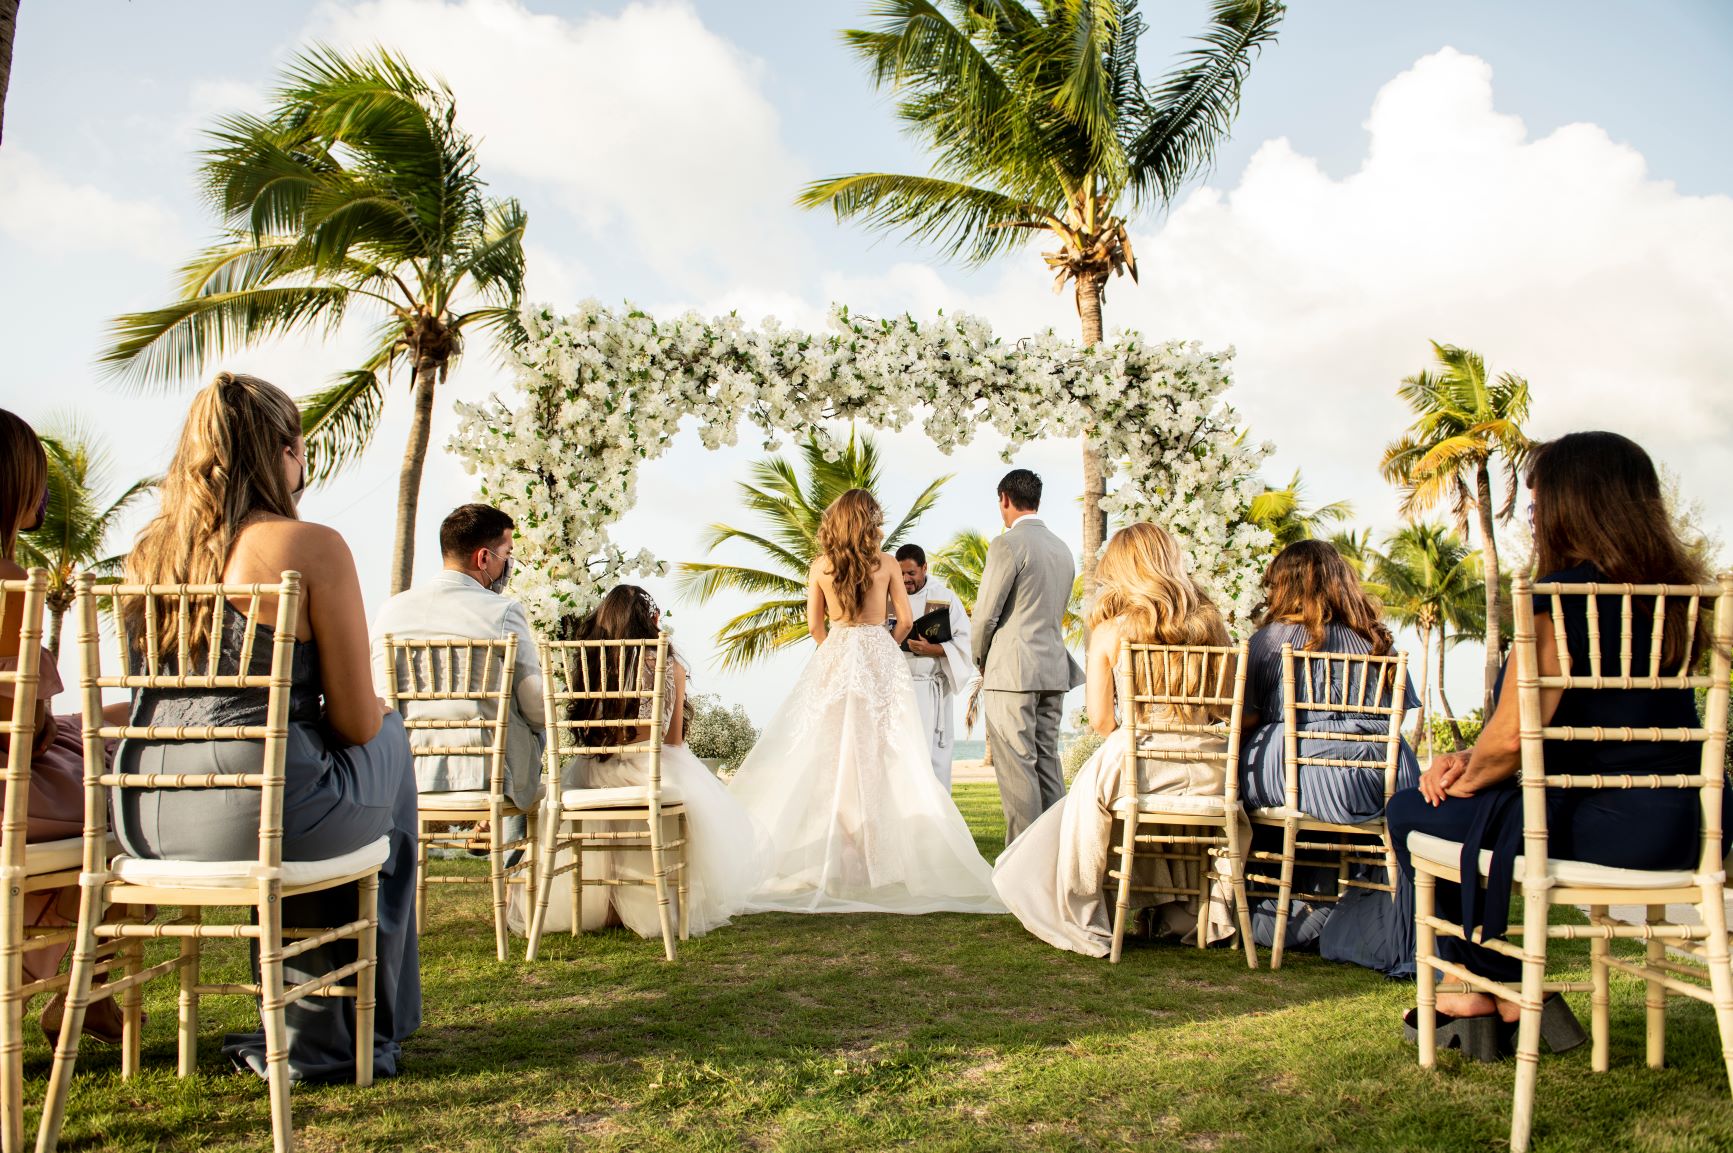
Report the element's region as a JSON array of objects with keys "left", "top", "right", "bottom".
[{"left": 114, "top": 614, "right": 421, "bottom": 1080}]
